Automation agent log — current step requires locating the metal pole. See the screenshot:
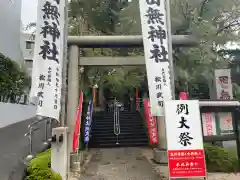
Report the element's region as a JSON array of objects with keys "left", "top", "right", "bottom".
[
  {"left": 25, "top": 127, "right": 34, "bottom": 161},
  {"left": 60, "top": 0, "right": 69, "bottom": 127},
  {"left": 67, "top": 35, "right": 198, "bottom": 47},
  {"left": 43, "top": 119, "right": 48, "bottom": 145},
  {"left": 29, "top": 127, "right": 33, "bottom": 156},
  {"left": 48, "top": 119, "right": 52, "bottom": 142},
  {"left": 166, "top": 0, "right": 176, "bottom": 99},
  {"left": 199, "top": 100, "right": 240, "bottom": 107},
  {"left": 155, "top": 0, "right": 176, "bottom": 165},
  {"left": 66, "top": 45, "right": 79, "bottom": 175}
]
